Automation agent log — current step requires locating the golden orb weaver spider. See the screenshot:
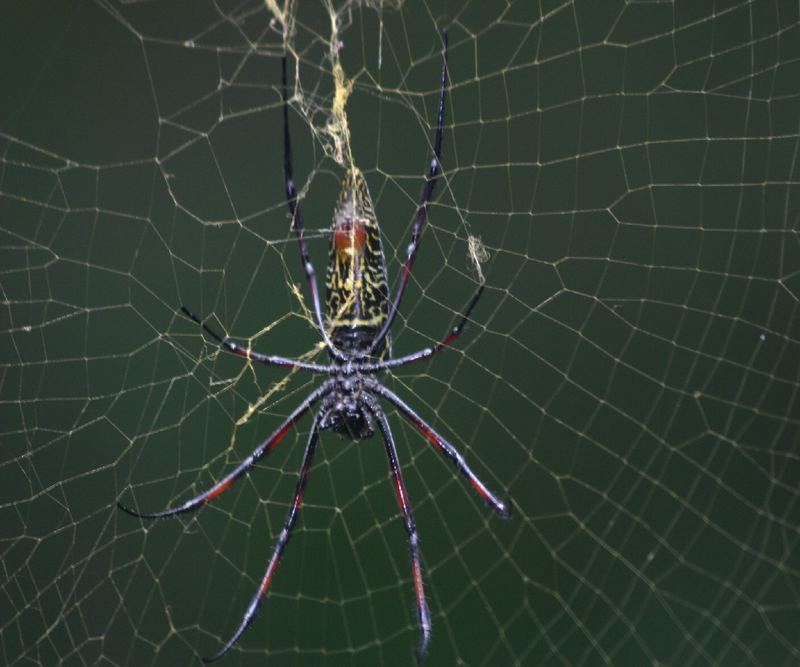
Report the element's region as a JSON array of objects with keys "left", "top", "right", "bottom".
[{"left": 118, "top": 33, "right": 511, "bottom": 662}]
